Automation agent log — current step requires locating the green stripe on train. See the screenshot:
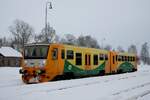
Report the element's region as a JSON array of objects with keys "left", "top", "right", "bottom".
[
  {"left": 118, "top": 62, "right": 134, "bottom": 72},
  {"left": 64, "top": 60, "right": 105, "bottom": 76}
]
